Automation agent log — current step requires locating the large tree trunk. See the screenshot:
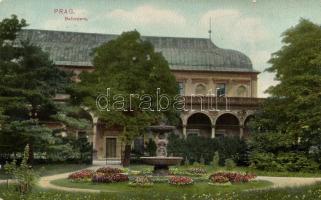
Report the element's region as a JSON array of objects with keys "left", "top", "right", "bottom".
[{"left": 122, "top": 144, "right": 131, "bottom": 167}]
